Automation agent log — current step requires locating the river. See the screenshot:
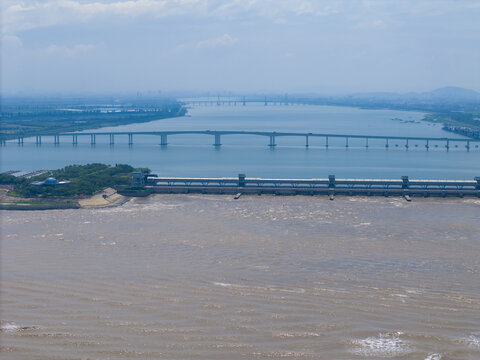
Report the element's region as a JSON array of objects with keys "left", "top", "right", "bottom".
[
  {"left": 1, "top": 104, "right": 479, "bottom": 179},
  {"left": 1, "top": 195, "right": 479, "bottom": 359}
]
